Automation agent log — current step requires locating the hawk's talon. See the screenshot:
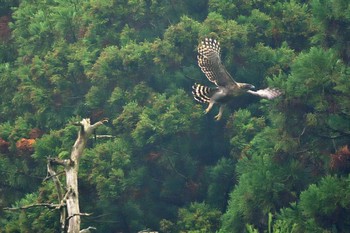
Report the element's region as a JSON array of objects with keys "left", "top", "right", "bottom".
[
  {"left": 214, "top": 114, "right": 222, "bottom": 121},
  {"left": 214, "top": 108, "right": 224, "bottom": 120},
  {"left": 204, "top": 102, "right": 214, "bottom": 115}
]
